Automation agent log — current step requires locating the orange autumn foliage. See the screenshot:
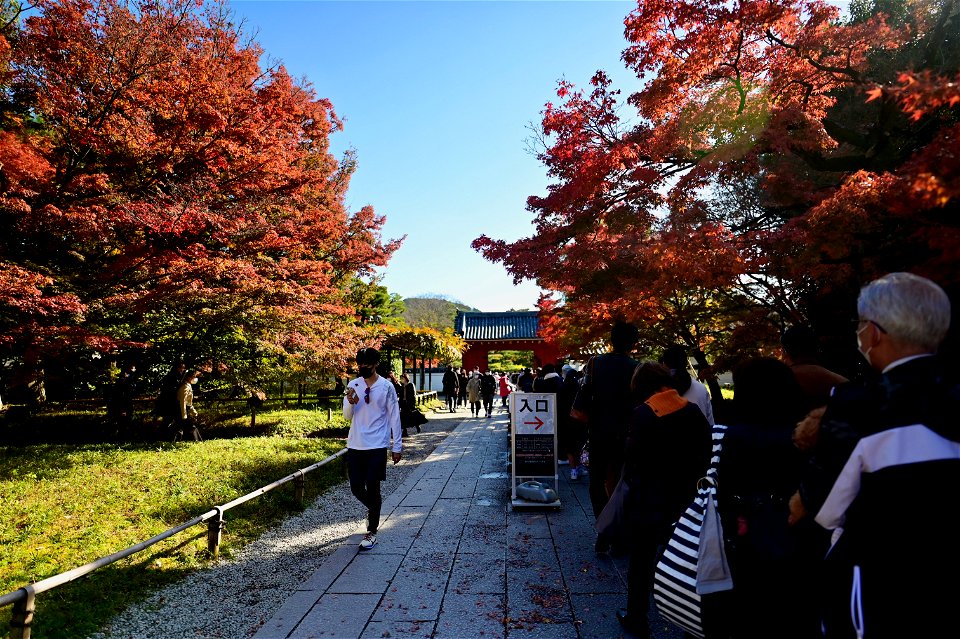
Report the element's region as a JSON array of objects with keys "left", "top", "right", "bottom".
[
  {"left": 0, "top": 0, "right": 400, "bottom": 381},
  {"left": 475, "top": 0, "right": 959, "bottom": 366}
]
